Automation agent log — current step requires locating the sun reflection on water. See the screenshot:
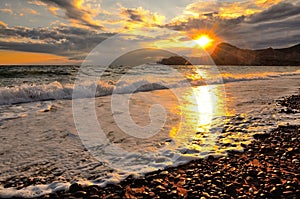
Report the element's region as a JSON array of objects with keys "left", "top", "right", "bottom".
[
  {"left": 166, "top": 84, "right": 227, "bottom": 156},
  {"left": 124, "top": 67, "right": 252, "bottom": 158}
]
